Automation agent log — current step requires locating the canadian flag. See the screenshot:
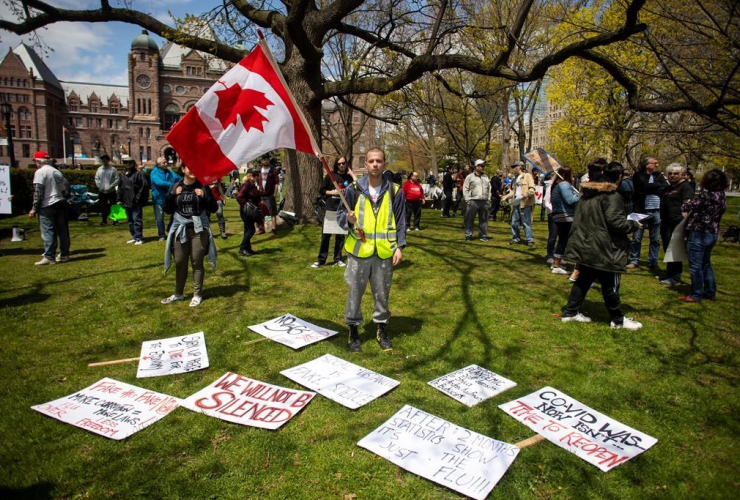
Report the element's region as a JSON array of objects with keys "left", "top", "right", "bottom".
[{"left": 166, "top": 42, "right": 319, "bottom": 184}]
